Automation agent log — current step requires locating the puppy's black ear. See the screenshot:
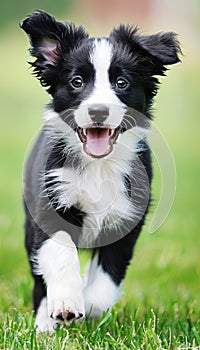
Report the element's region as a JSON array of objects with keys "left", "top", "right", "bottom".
[
  {"left": 20, "top": 11, "right": 88, "bottom": 89},
  {"left": 111, "top": 25, "right": 181, "bottom": 76},
  {"left": 137, "top": 32, "right": 182, "bottom": 65}
]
